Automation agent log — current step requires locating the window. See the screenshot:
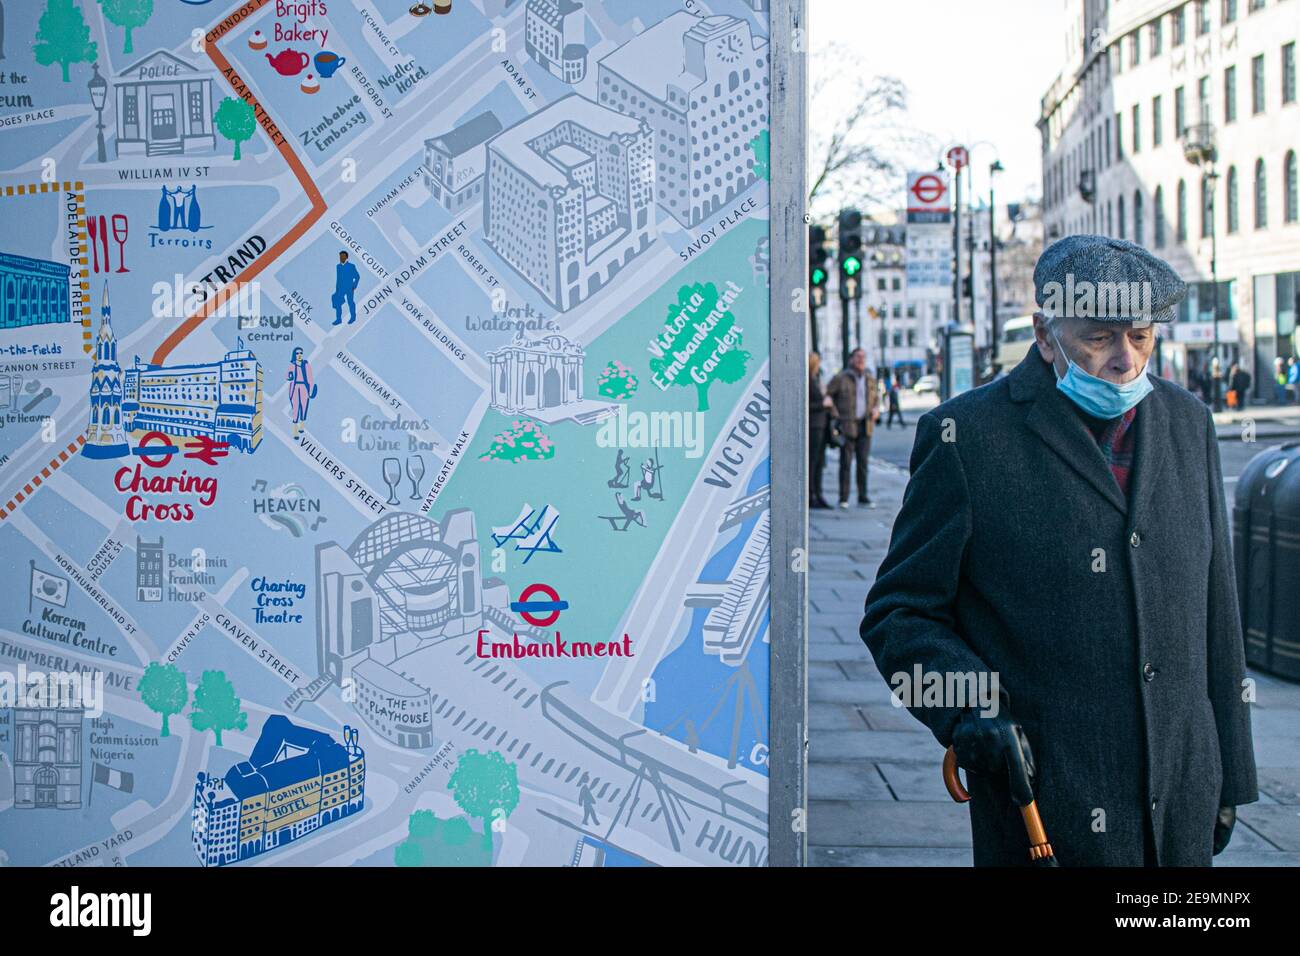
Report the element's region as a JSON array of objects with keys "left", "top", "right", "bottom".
[
  {"left": 1248, "top": 0, "right": 1265, "bottom": 11},
  {"left": 1172, "top": 5, "right": 1187, "bottom": 46},
  {"left": 1153, "top": 95, "right": 1163, "bottom": 145},
  {"left": 1115, "top": 111, "right": 1123, "bottom": 158},
  {"left": 1201, "top": 175, "right": 1213, "bottom": 237},
  {"left": 1132, "top": 104, "right": 1141, "bottom": 152},
  {"left": 1150, "top": 19, "right": 1164, "bottom": 56},
  {"left": 1253, "top": 54, "right": 1266, "bottom": 114},
  {"left": 1286, "top": 150, "right": 1298, "bottom": 223},
  {"left": 1223, "top": 0, "right": 1238, "bottom": 23},
  {"left": 1198, "top": 75, "right": 1212, "bottom": 125},
  {"left": 1130, "top": 32, "right": 1141, "bottom": 67},
  {"left": 1155, "top": 185, "right": 1168, "bottom": 246},
  {"left": 1255, "top": 158, "right": 1268, "bottom": 228},
  {"left": 892, "top": 277, "right": 901, "bottom": 291},
  {"left": 1284, "top": 43, "right": 1296, "bottom": 105},
  {"left": 1177, "top": 179, "right": 1188, "bottom": 240},
  {"left": 123, "top": 91, "right": 137, "bottom": 125},
  {"left": 1175, "top": 85, "right": 1187, "bottom": 134},
  {"left": 1196, "top": 0, "right": 1211, "bottom": 36},
  {"left": 1225, "top": 65, "right": 1238, "bottom": 122},
  {"left": 1135, "top": 190, "right": 1145, "bottom": 245},
  {"left": 1105, "top": 117, "right": 1112, "bottom": 163},
  {"left": 1118, "top": 195, "right": 1127, "bottom": 239},
  {"left": 1227, "top": 165, "right": 1240, "bottom": 232}
]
